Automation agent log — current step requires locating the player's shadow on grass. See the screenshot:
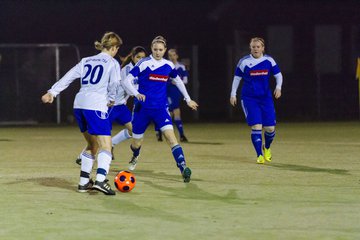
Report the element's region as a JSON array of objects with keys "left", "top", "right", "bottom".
[
  {"left": 112, "top": 169, "right": 242, "bottom": 204},
  {"left": 270, "top": 163, "right": 350, "bottom": 175},
  {"left": 184, "top": 141, "right": 223, "bottom": 145},
  {"left": 0, "top": 138, "right": 12, "bottom": 141},
  {"left": 8, "top": 177, "right": 75, "bottom": 191},
  {"left": 110, "top": 168, "right": 198, "bottom": 183},
  {"left": 142, "top": 179, "right": 243, "bottom": 205}
]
